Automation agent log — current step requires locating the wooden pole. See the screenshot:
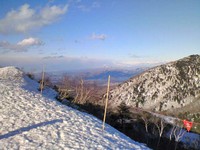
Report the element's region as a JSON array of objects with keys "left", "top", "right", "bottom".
[
  {"left": 40, "top": 65, "right": 45, "bottom": 94},
  {"left": 102, "top": 75, "right": 110, "bottom": 131}
]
